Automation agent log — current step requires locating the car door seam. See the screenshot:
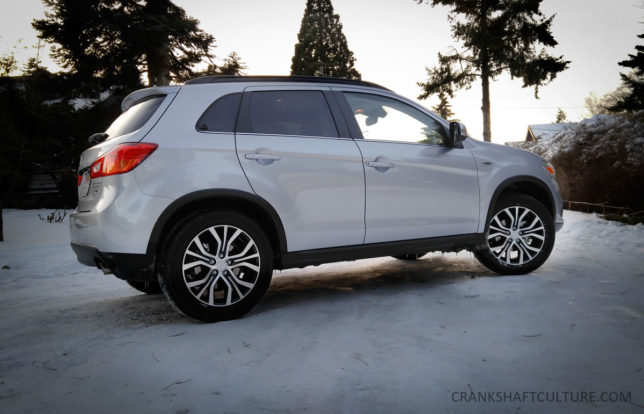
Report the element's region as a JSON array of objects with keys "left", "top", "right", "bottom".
[
  {"left": 234, "top": 86, "right": 258, "bottom": 196},
  {"left": 352, "top": 138, "right": 368, "bottom": 244}
]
